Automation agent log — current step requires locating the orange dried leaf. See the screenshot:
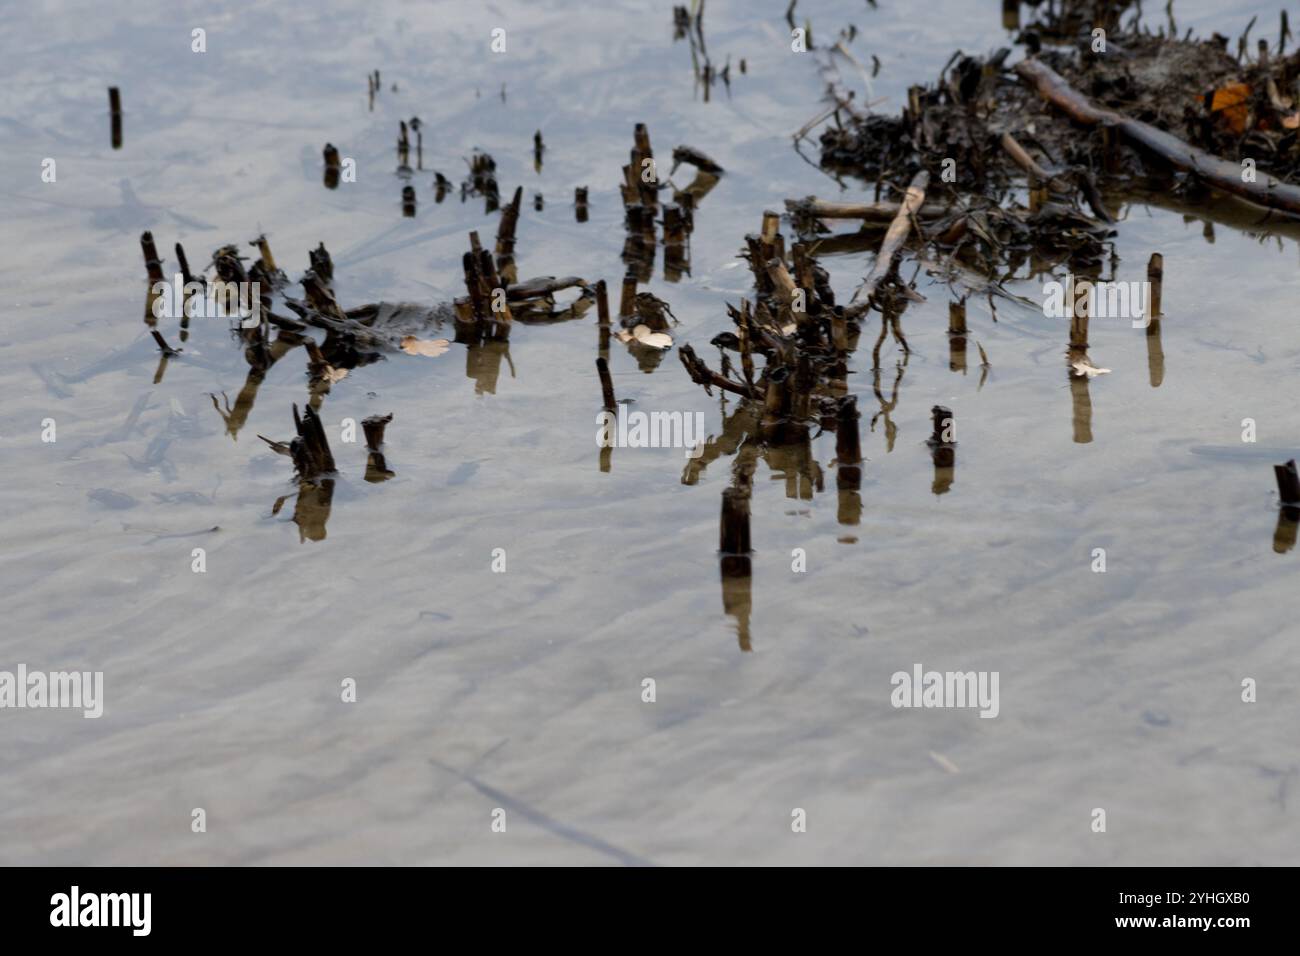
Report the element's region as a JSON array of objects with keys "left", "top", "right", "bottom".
[{"left": 1209, "top": 83, "right": 1251, "bottom": 134}]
